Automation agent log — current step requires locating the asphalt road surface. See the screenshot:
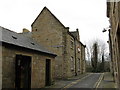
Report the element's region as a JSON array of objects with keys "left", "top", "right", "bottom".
[{"left": 68, "top": 73, "right": 102, "bottom": 88}]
